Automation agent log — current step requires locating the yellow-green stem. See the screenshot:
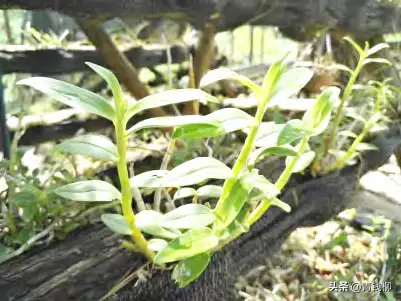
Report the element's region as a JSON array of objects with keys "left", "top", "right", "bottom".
[
  {"left": 276, "top": 136, "right": 309, "bottom": 190},
  {"left": 330, "top": 120, "right": 374, "bottom": 171},
  {"left": 326, "top": 58, "right": 365, "bottom": 153},
  {"left": 245, "top": 136, "right": 309, "bottom": 227},
  {"left": 213, "top": 104, "right": 264, "bottom": 226}
]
